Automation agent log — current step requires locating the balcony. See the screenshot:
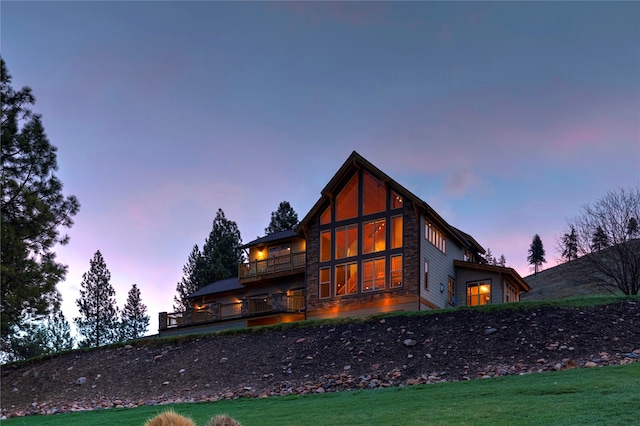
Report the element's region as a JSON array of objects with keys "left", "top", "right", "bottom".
[
  {"left": 238, "top": 252, "right": 306, "bottom": 282},
  {"left": 159, "top": 294, "right": 305, "bottom": 330}
]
